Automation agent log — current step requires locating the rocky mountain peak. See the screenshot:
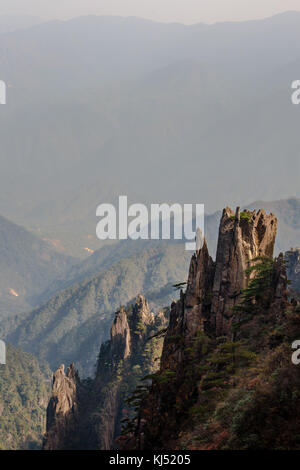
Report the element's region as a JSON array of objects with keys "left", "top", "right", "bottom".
[
  {"left": 110, "top": 307, "right": 131, "bottom": 362},
  {"left": 43, "top": 363, "right": 80, "bottom": 450},
  {"left": 131, "top": 207, "right": 291, "bottom": 450},
  {"left": 161, "top": 207, "right": 278, "bottom": 369},
  {"left": 131, "top": 295, "right": 155, "bottom": 332}
]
